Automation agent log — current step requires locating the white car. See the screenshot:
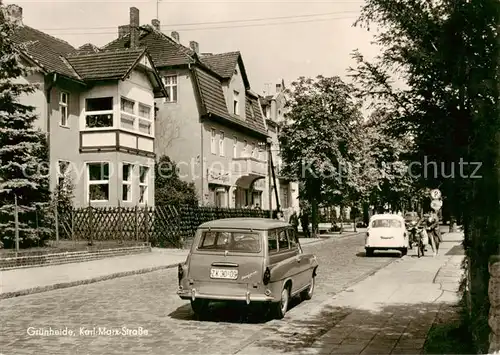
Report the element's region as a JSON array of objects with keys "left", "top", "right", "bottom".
[{"left": 365, "top": 214, "right": 408, "bottom": 257}]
